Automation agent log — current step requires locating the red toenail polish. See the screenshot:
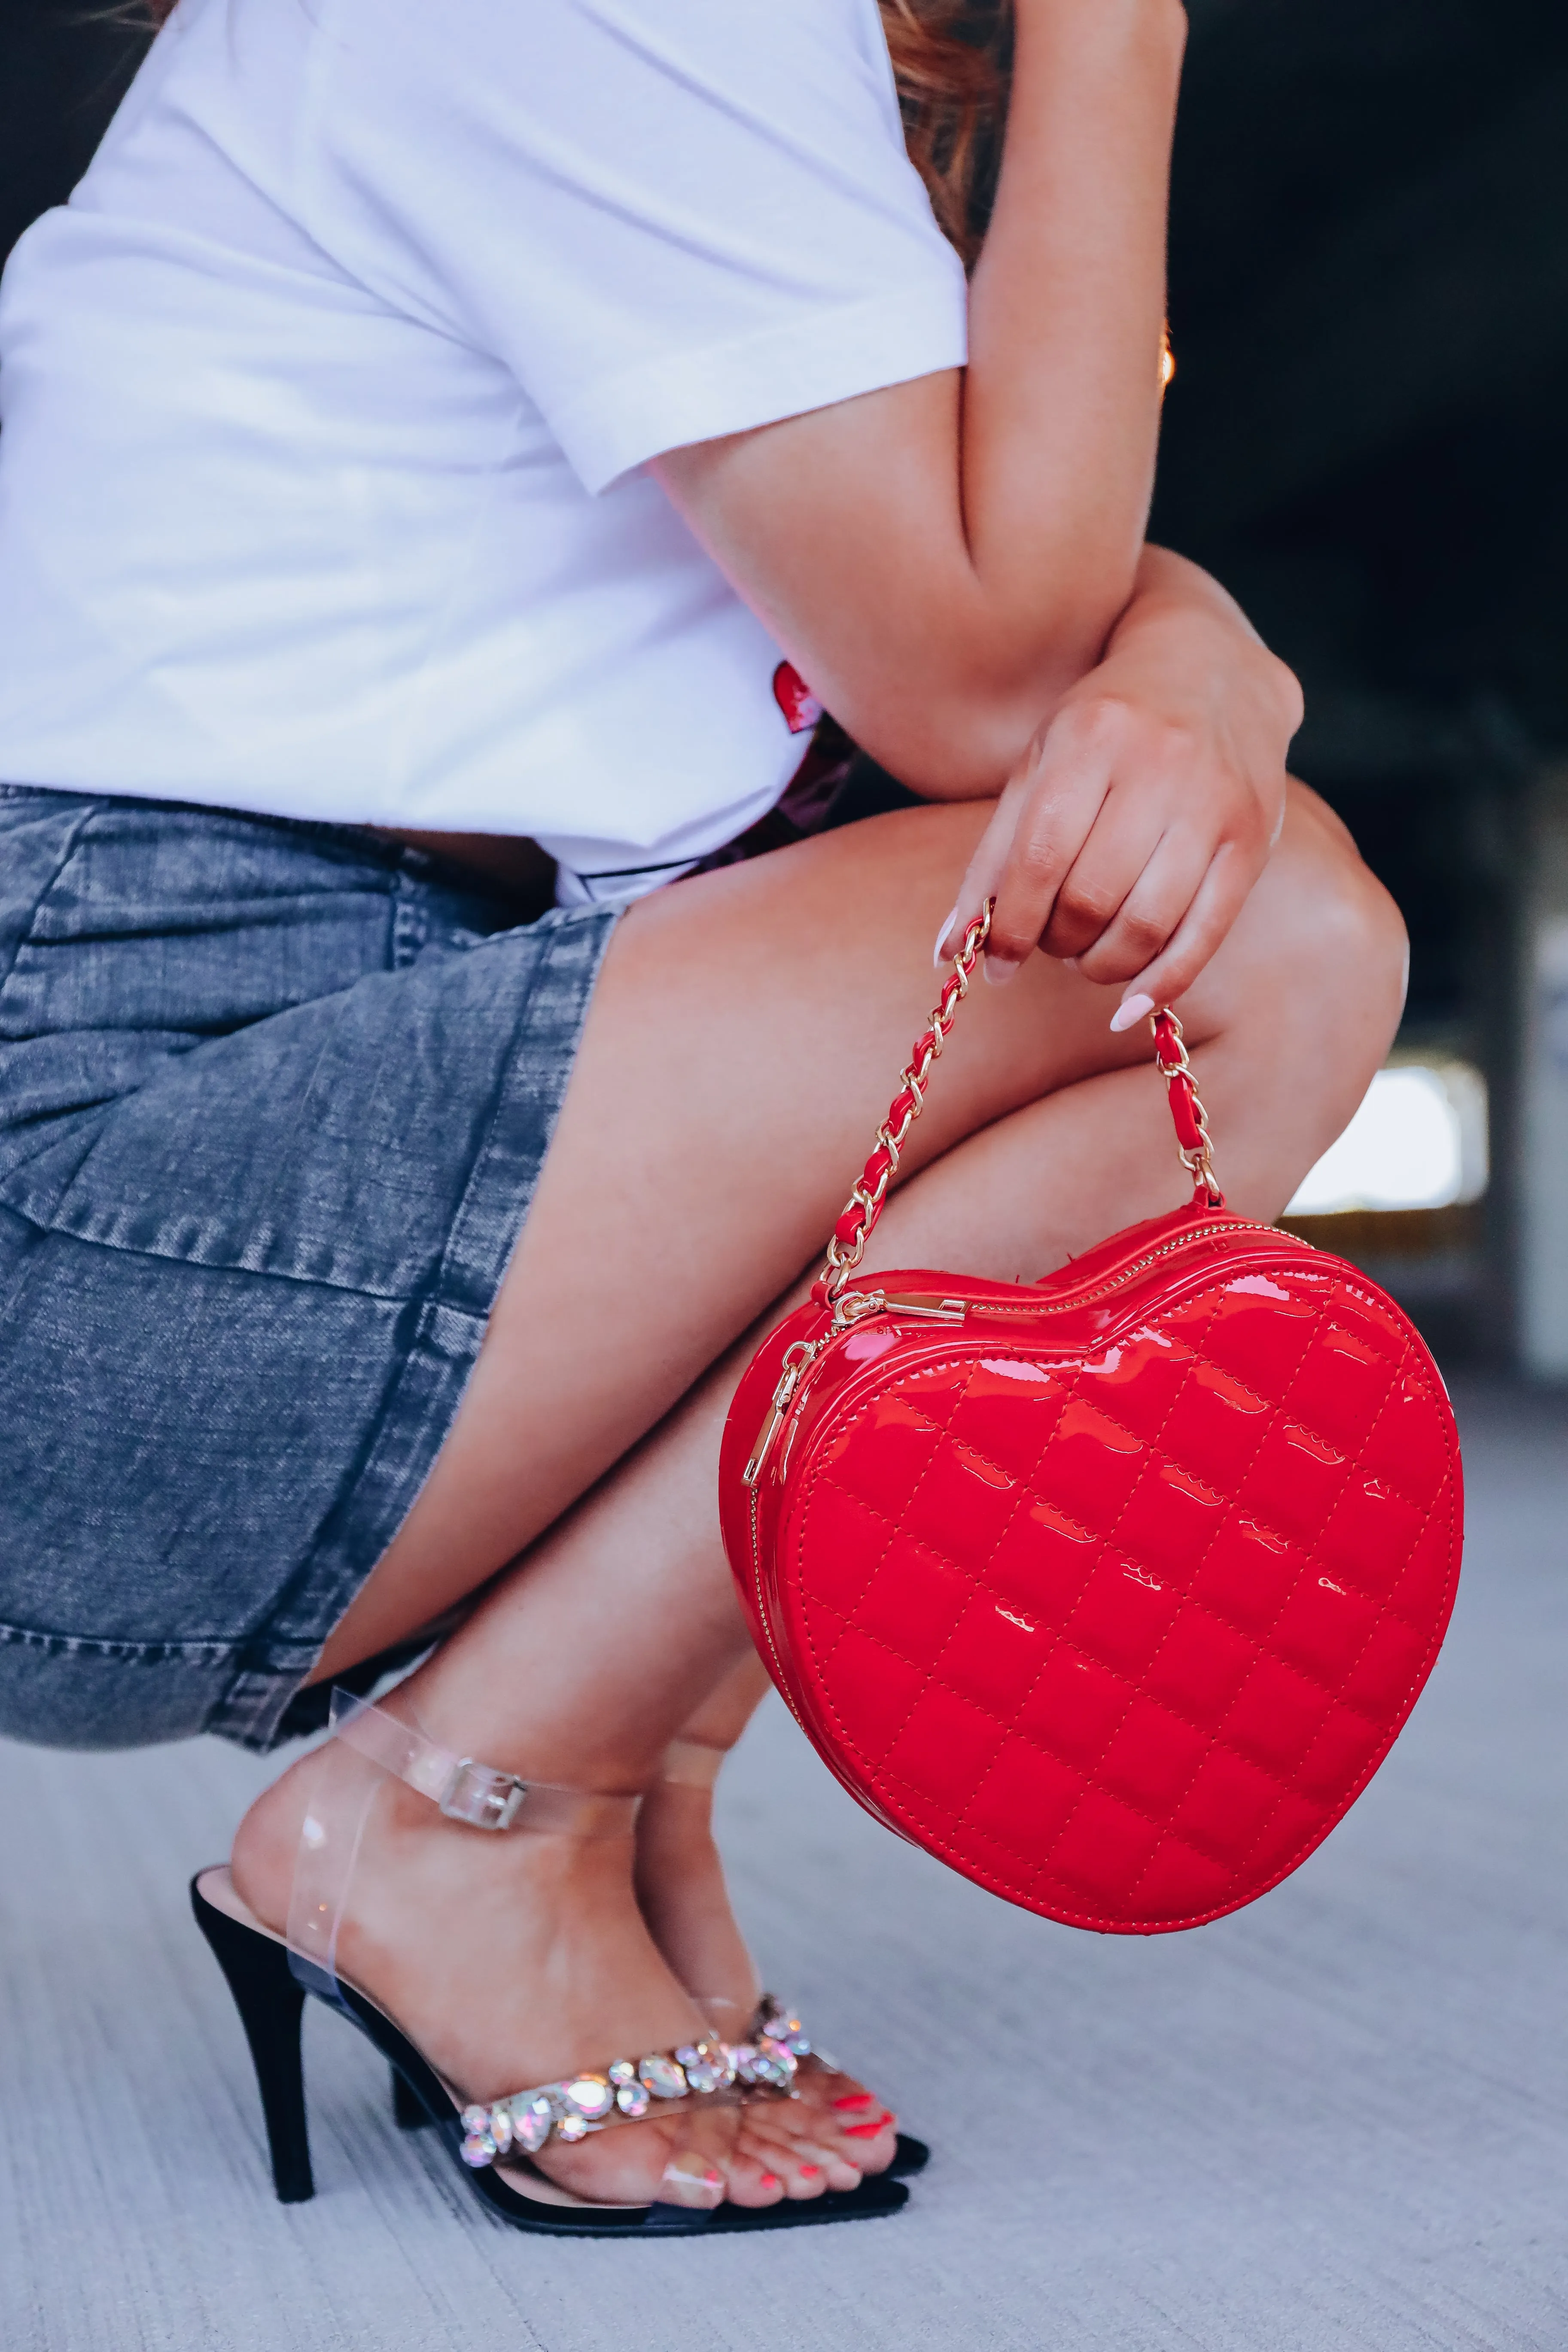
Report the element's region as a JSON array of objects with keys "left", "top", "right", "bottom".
[
  {"left": 841, "top": 2121, "right": 887, "bottom": 2139},
  {"left": 832, "top": 2093, "right": 876, "bottom": 2110},
  {"left": 760, "top": 2173, "right": 782, "bottom": 2191},
  {"left": 799, "top": 2163, "right": 822, "bottom": 2177}
]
